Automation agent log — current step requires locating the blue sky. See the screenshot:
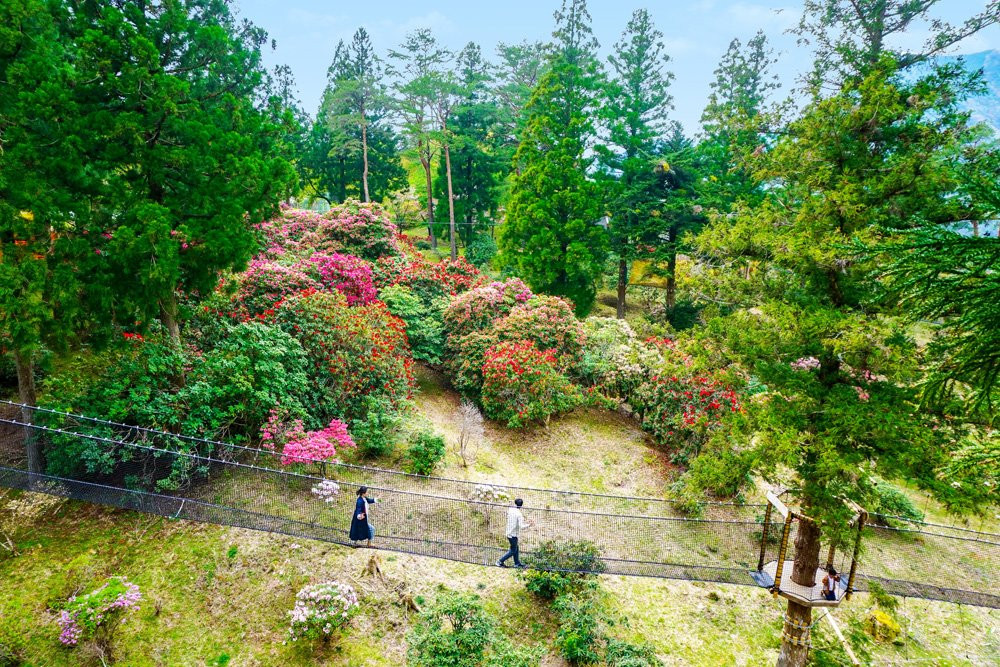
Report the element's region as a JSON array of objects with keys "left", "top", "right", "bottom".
[{"left": 234, "top": 0, "right": 999, "bottom": 133}]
